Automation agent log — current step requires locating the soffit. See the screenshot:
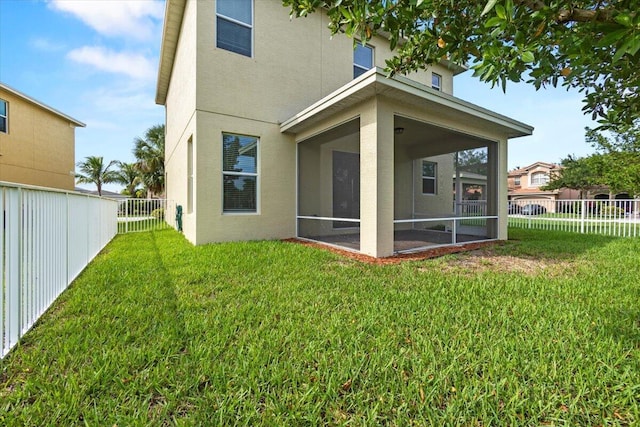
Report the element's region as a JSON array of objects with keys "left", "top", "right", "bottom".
[
  {"left": 155, "top": 0, "right": 186, "bottom": 105},
  {"left": 281, "top": 68, "right": 534, "bottom": 139}
]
